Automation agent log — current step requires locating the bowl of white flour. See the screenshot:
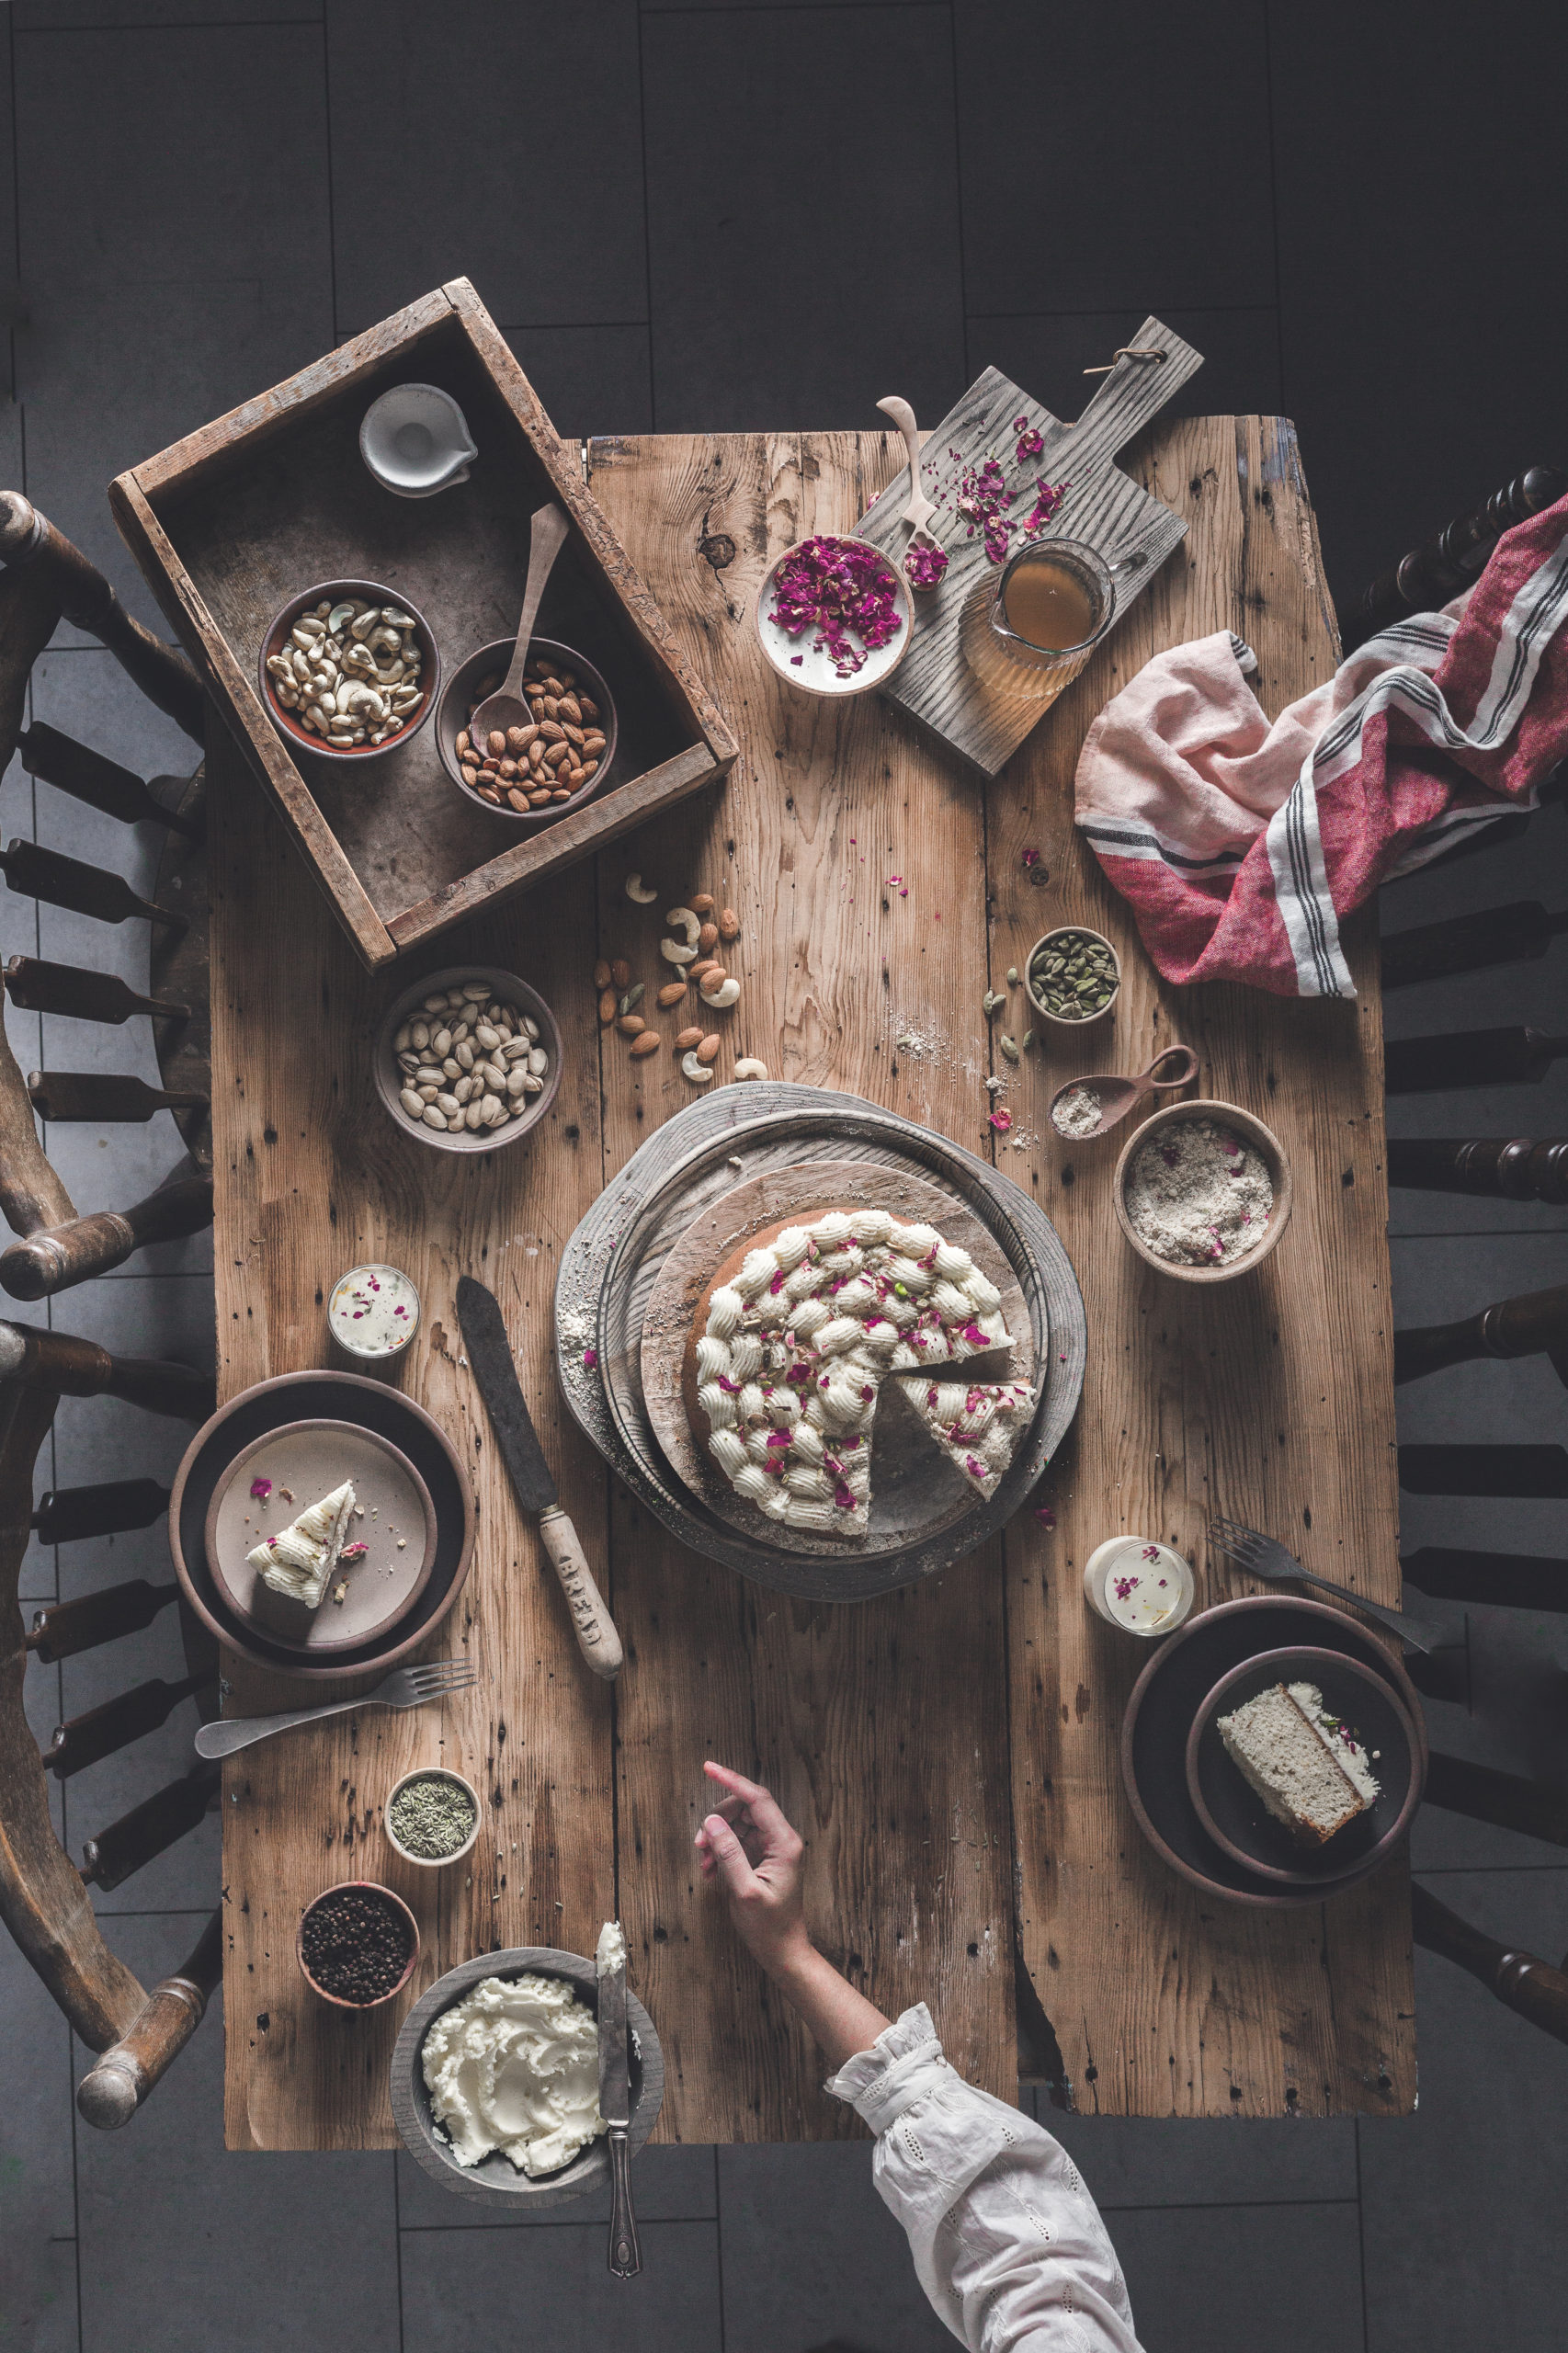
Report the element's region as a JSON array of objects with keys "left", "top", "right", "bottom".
[{"left": 1113, "top": 1101, "right": 1292, "bottom": 1283}]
